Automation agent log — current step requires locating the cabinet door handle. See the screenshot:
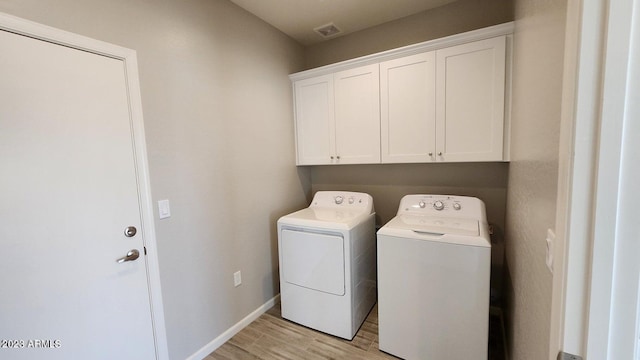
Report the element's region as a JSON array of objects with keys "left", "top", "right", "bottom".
[
  {"left": 438, "top": 152, "right": 443, "bottom": 156},
  {"left": 336, "top": 155, "right": 340, "bottom": 160},
  {"left": 330, "top": 156, "right": 334, "bottom": 159},
  {"left": 428, "top": 152, "right": 433, "bottom": 156}
]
